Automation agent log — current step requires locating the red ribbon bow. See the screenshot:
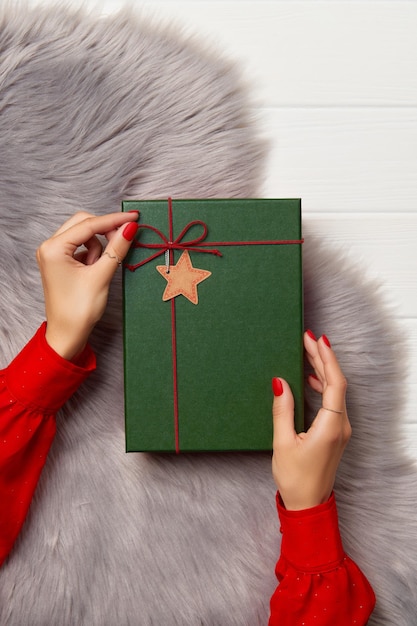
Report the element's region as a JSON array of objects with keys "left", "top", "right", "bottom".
[{"left": 126, "top": 219, "right": 222, "bottom": 271}]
